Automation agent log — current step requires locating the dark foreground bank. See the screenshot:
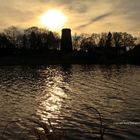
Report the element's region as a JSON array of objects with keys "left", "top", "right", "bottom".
[{"left": 0, "top": 49, "right": 139, "bottom": 66}]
